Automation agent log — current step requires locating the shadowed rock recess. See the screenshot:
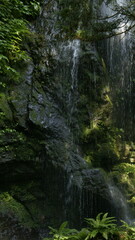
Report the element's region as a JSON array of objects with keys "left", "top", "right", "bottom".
[{"left": 0, "top": 0, "right": 135, "bottom": 239}]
